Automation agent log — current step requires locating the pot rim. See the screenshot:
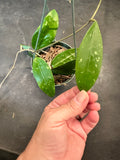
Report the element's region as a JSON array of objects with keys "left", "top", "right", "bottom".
[{"left": 31, "top": 41, "right": 74, "bottom": 86}]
